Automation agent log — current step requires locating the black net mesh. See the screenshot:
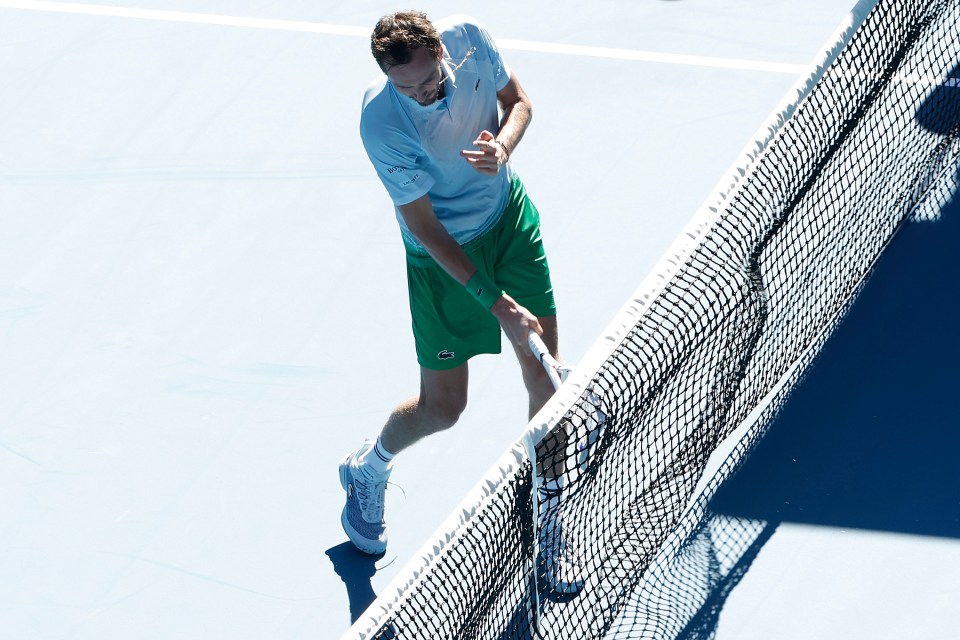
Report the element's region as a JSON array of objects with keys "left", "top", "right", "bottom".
[{"left": 350, "top": 1, "right": 960, "bottom": 638}]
